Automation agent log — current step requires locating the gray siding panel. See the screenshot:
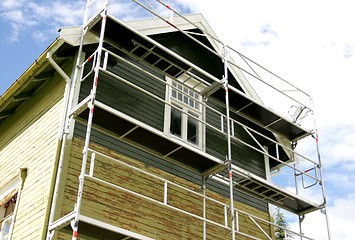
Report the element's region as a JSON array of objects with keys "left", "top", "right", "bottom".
[
  {"left": 206, "top": 99, "right": 266, "bottom": 178},
  {"left": 76, "top": 55, "right": 267, "bottom": 212},
  {"left": 80, "top": 60, "right": 166, "bottom": 131}
]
